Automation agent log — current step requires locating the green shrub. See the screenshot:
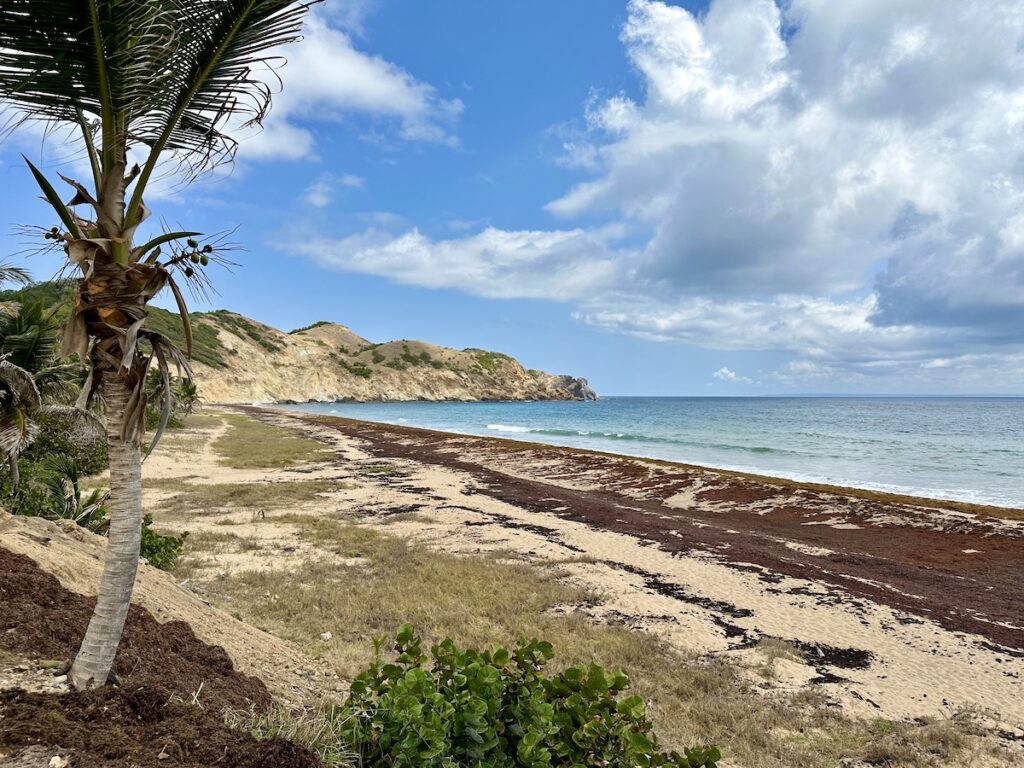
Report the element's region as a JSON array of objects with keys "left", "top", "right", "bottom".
[
  {"left": 21, "top": 409, "right": 108, "bottom": 476},
  {"left": 339, "top": 360, "right": 373, "bottom": 379},
  {"left": 290, "top": 320, "right": 332, "bottom": 334},
  {"left": 0, "top": 460, "right": 59, "bottom": 518},
  {"left": 371, "top": 350, "right": 386, "bottom": 364},
  {"left": 340, "top": 625, "right": 721, "bottom": 768},
  {"left": 210, "top": 310, "right": 284, "bottom": 354},
  {"left": 470, "top": 350, "right": 512, "bottom": 373},
  {"left": 140, "top": 513, "right": 188, "bottom": 570}
]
